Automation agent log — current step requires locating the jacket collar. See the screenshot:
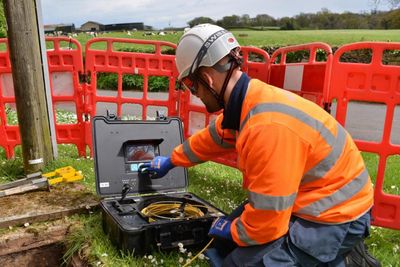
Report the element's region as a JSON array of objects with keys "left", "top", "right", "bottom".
[{"left": 221, "top": 73, "right": 250, "bottom": 130}]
